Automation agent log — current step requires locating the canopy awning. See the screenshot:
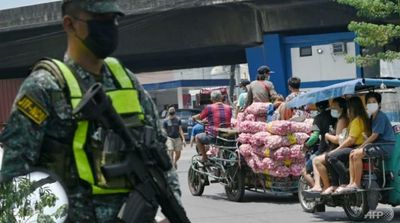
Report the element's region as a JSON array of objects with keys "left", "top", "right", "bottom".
[{"left": 286, "top": 78, "right": 400, "bottom": 108}]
